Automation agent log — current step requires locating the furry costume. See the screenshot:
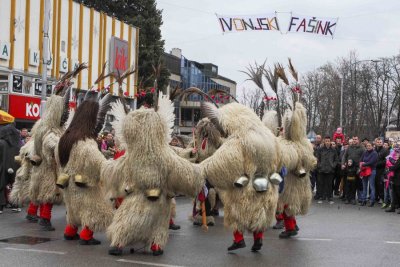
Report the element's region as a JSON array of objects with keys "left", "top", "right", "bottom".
[
  {"left": 200, "top": 102, "right": 282, "bottom": 251},
  {"left": 56, "top": 94, "right": 114, "bottom": 244},
  {"left": 10, "top": 140, "right": 34, "bottom": 206},
  {"left": 28, "top": 92, "right": 70, "bottom": 230},
  {"left": 102, "top": 95, "right": 203, "bottom": 256},
  {"left": 263, "top": 102, "right": 316, "bottom": 238}
]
